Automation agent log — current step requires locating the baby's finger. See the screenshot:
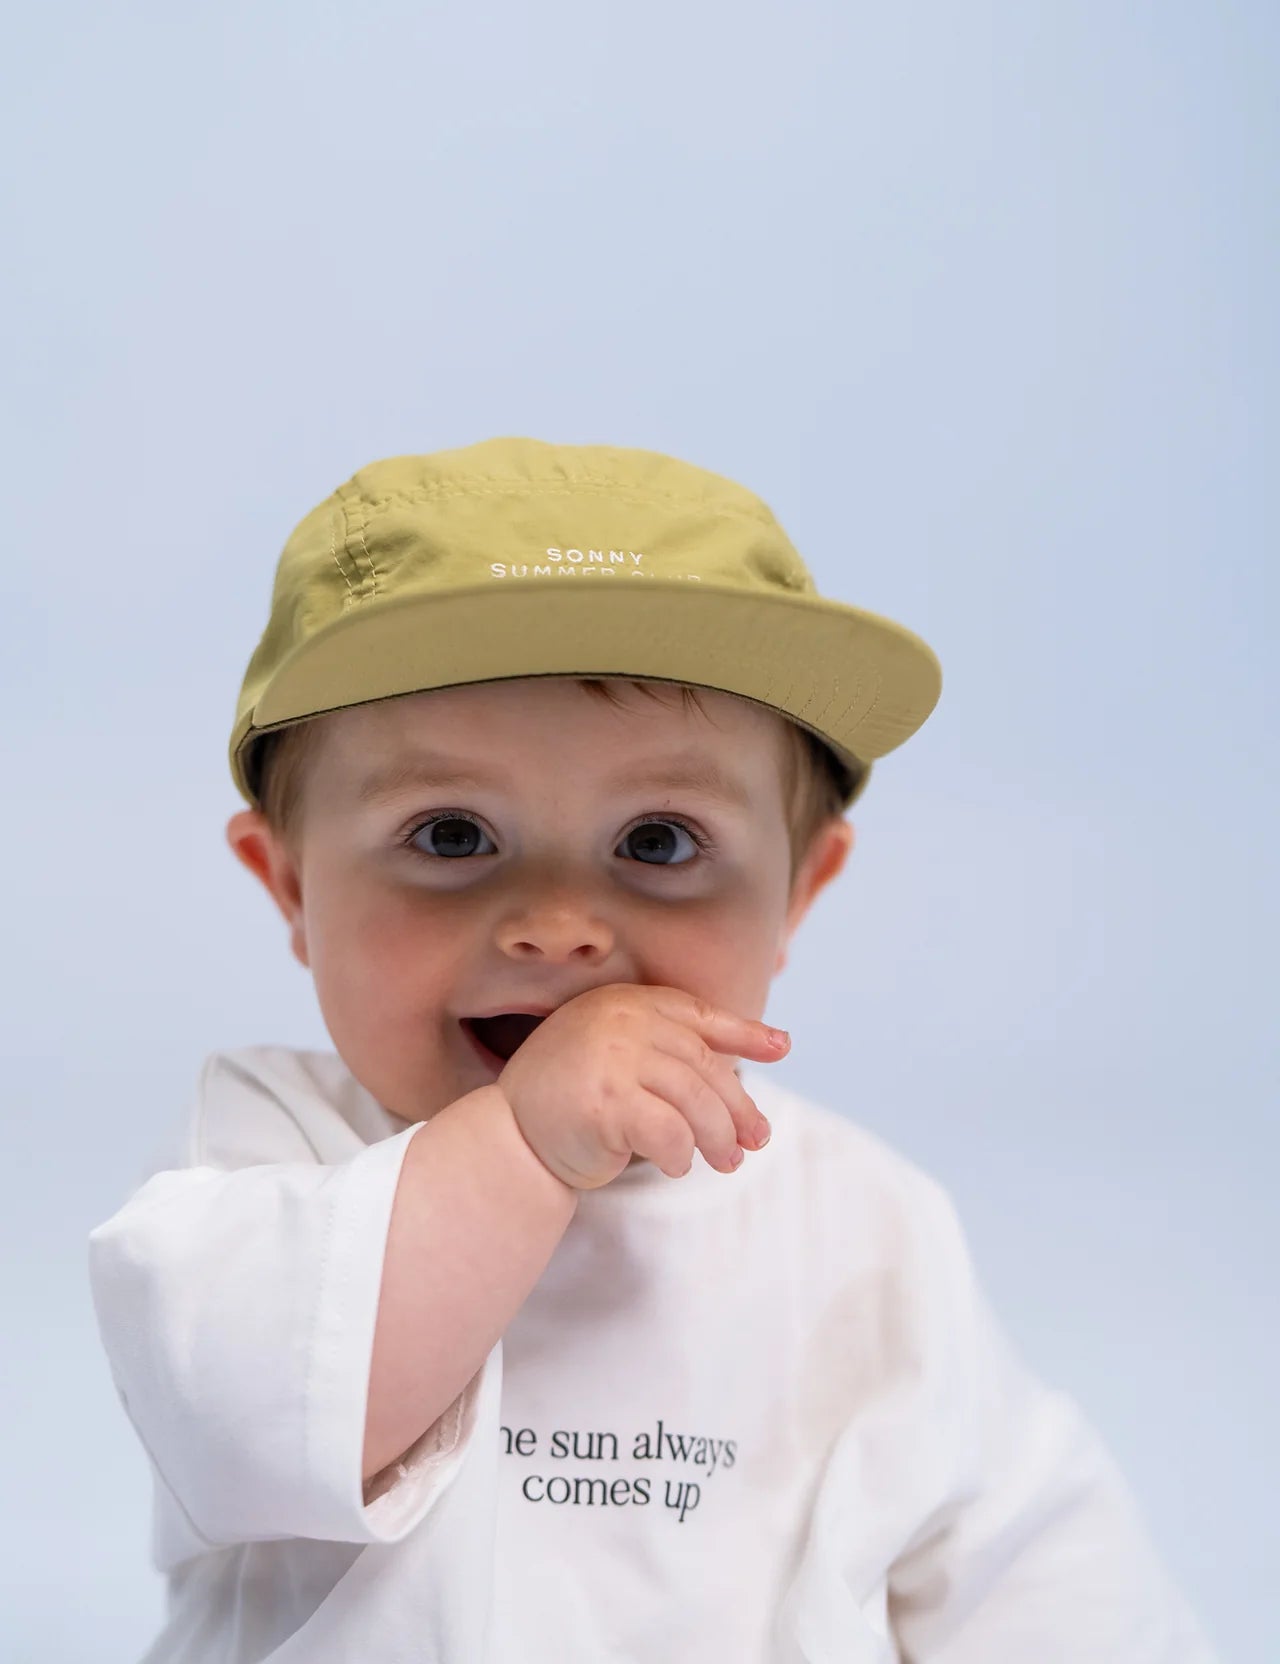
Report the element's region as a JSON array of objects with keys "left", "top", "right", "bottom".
[
  {"left": 727, "top": 1070, "right": 773, "bottom": 1152},
  {"left": 657, "top": 990, "right": 790, "bottom": 1063},
  {"left": 650, "top": 1015, "right": 775, "bottom": 1154},
  {"left": 623, "top": 1086, "right": 698, "bottom": 1178},
  {"left": 637, "top": 1052, "right": 753, "bottom": 1175}
]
